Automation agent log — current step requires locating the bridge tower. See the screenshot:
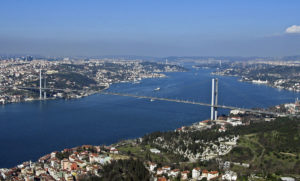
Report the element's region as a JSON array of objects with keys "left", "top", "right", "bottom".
[
  {"left": 39, "top": 69, "right": 42, "bottom": 100},
  {"left": 214, "top": 78, "right": 218, "bottom": 120},
  {"left": 44, "top": 77, "right": 46, "bottom": 99},
  {"left": 211, "top": 78, "right": 218, "bottom": 120},
  {"left": 211, "top": 79, "right": 215, "bottom": 120}
]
